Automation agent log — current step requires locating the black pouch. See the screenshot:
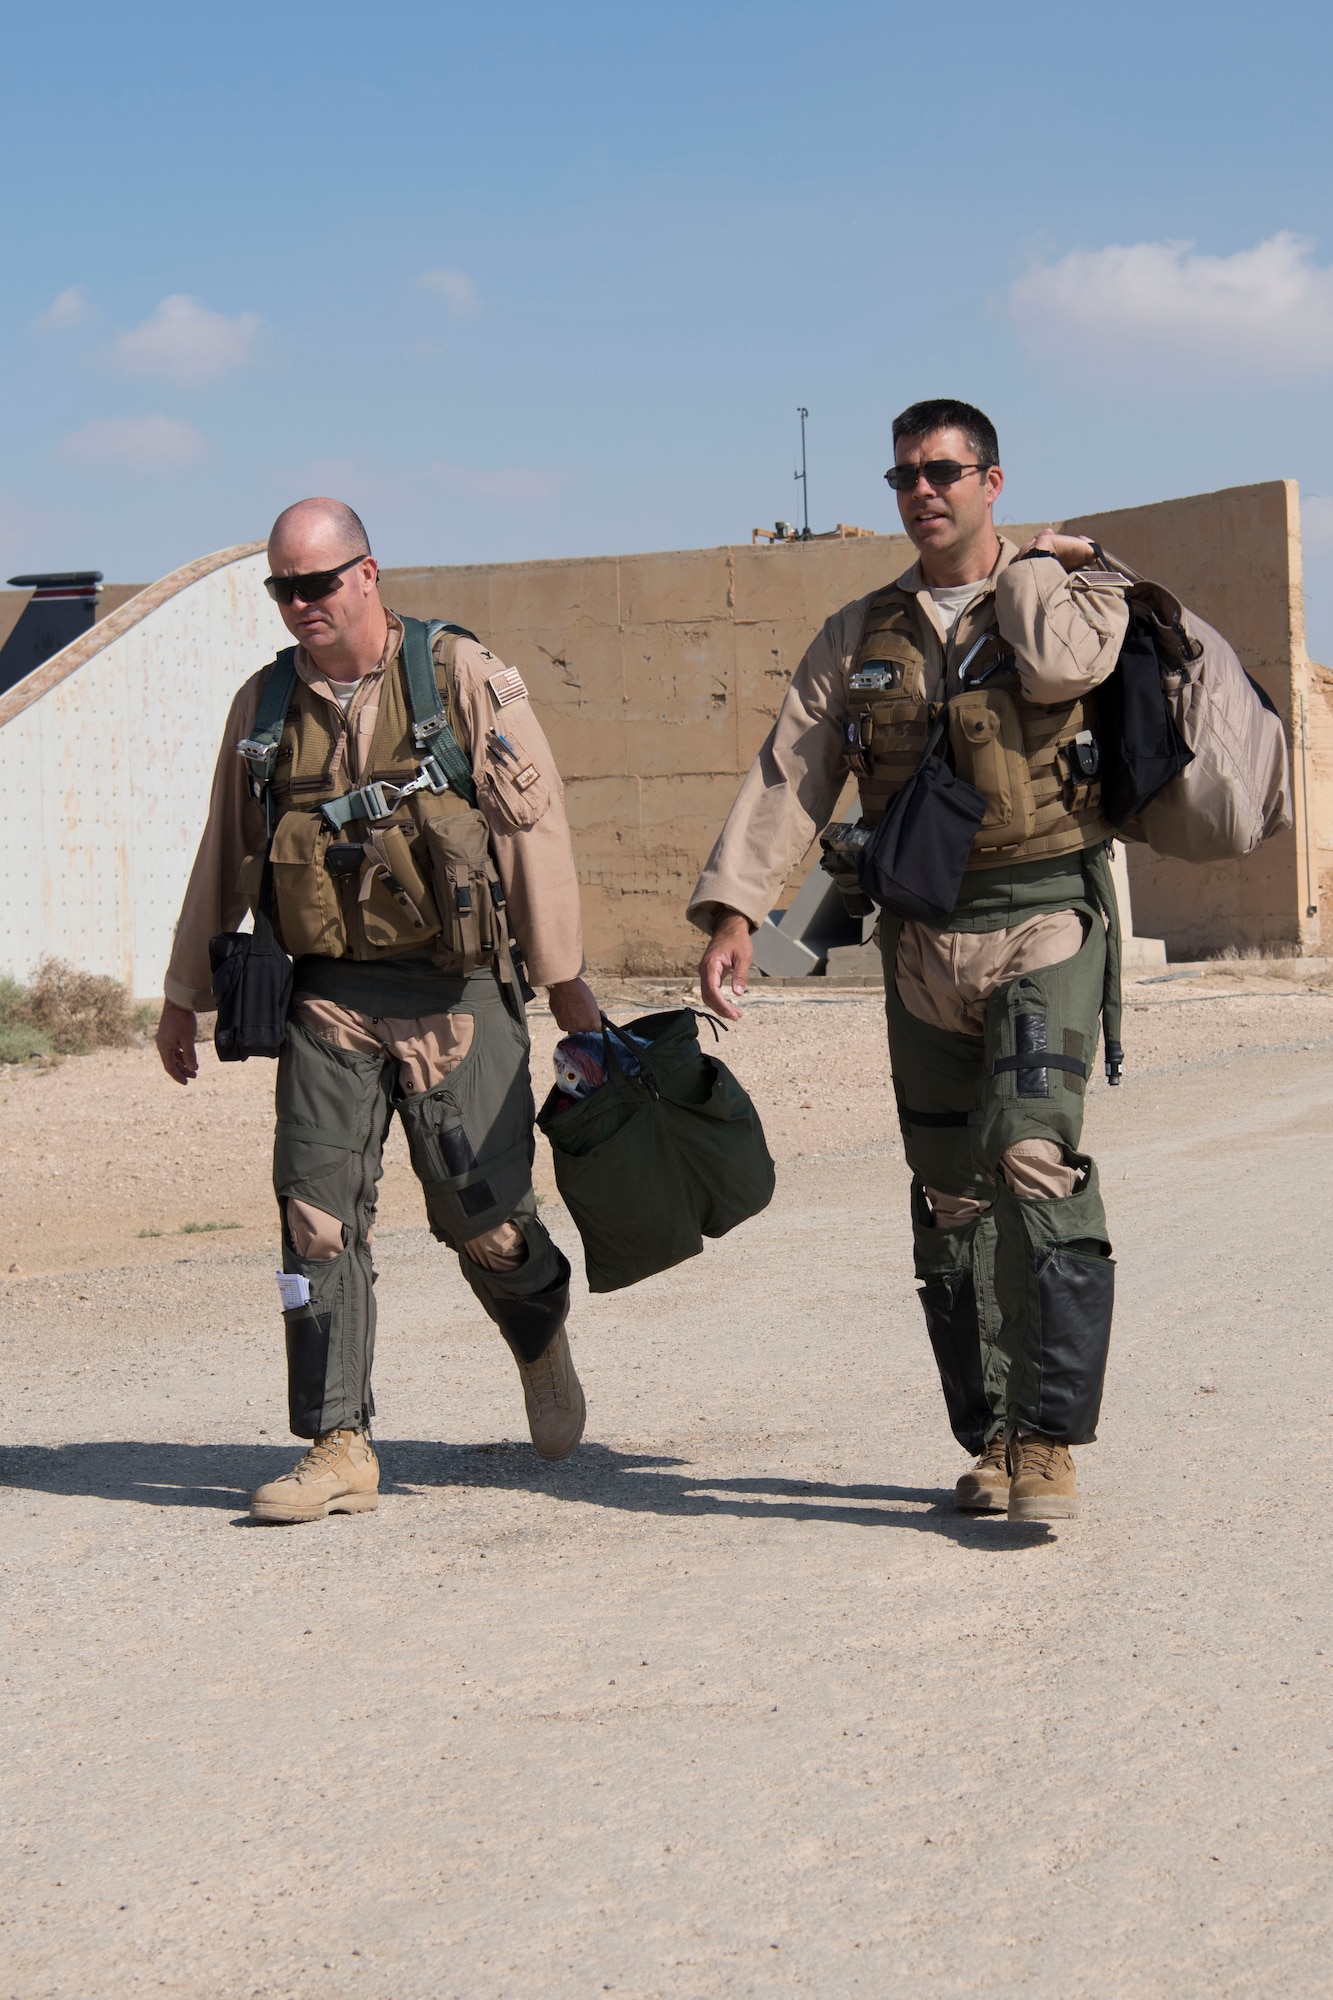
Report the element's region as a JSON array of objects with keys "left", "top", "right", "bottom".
[
  {"left": 857, "top": 713, "right": 987, "bottom": 924},
  {"left": 209, "top": 866, "right": 293, "bottom": 1063},
  {"left": 1097, "top": 607, "right": 1195, "bottom": 824}
]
